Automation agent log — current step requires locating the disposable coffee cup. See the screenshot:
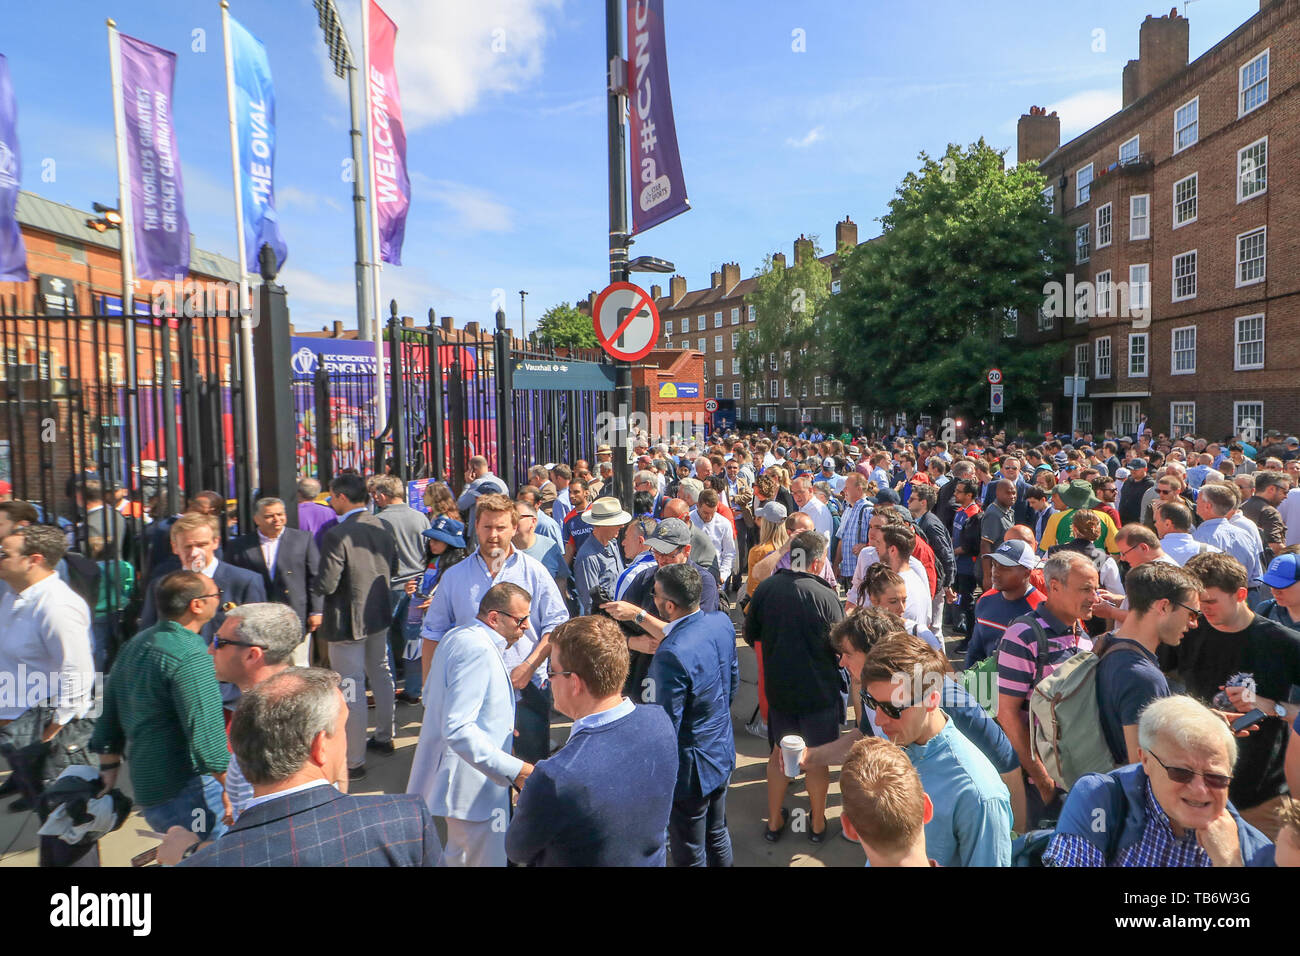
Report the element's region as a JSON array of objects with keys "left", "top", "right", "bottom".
[{"left": 779, "top": 734, "right": 805, "bottom": 778}]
